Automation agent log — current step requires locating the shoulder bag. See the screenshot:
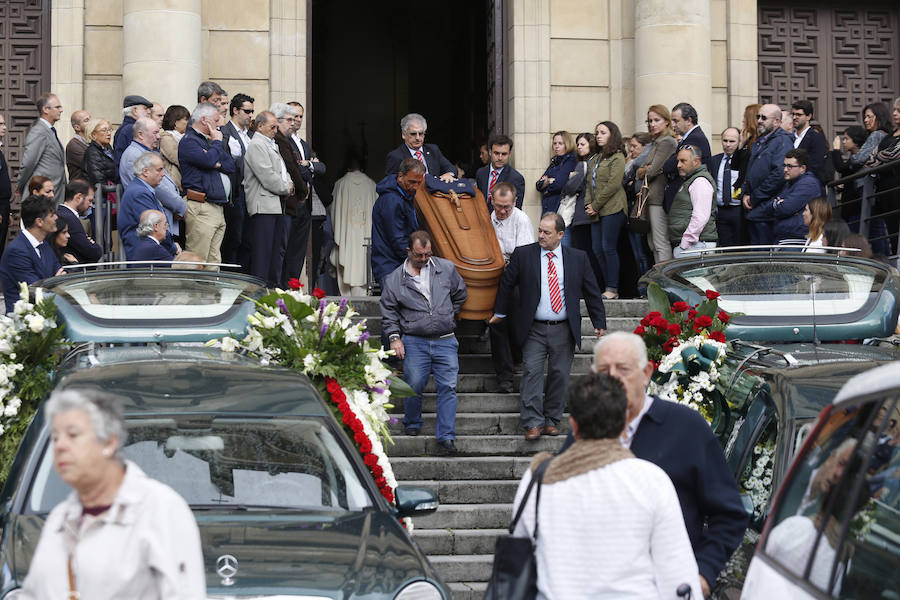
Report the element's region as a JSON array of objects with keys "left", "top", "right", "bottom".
[
  {"left": 483, "top": 457, "right": 552, "bottom": 600},
  {"left": 628, "top": 175, "right": 651, "bottom": 234},
  {"left": 557, "top": 163, "right": 584, "bottom": 227}
]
